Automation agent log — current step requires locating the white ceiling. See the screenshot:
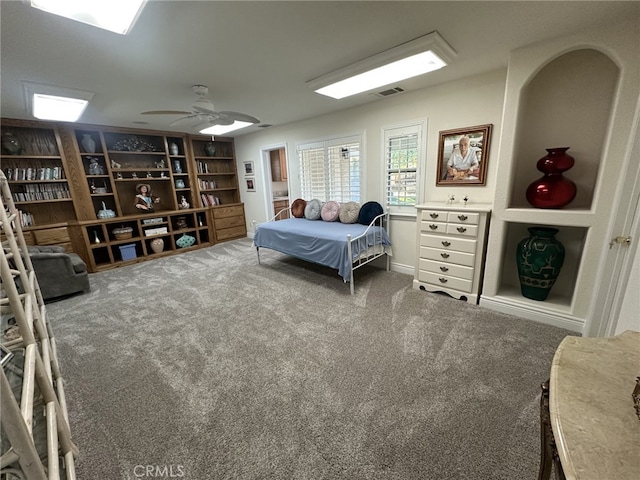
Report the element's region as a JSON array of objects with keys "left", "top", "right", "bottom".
[{"left": 1, "top": 1, "right": 637, "bottom": 137}]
